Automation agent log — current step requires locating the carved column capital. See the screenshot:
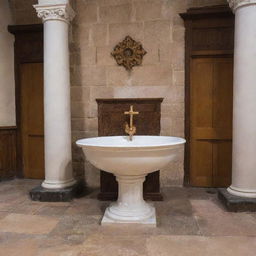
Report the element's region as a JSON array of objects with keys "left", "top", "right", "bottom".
[
  {"left": 33, "top": 3, "right": 75, "bottom": 23},
  {"left": 227, "top": 0, "right": 256, "bottom": 12}
]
